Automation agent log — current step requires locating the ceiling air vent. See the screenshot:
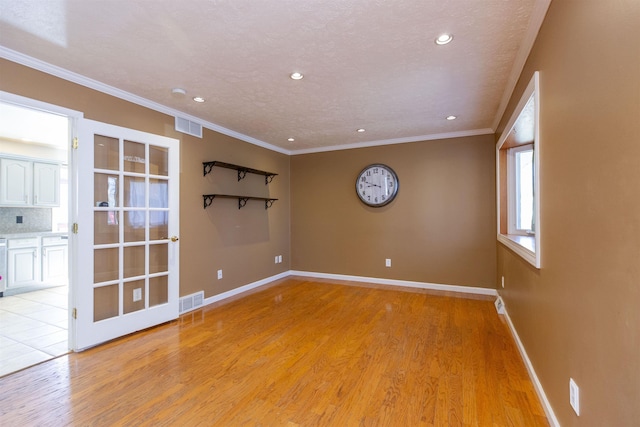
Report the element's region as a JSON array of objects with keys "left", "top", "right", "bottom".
[{"left": 175, "top": 116, "right": 203, "bottom": 138}]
